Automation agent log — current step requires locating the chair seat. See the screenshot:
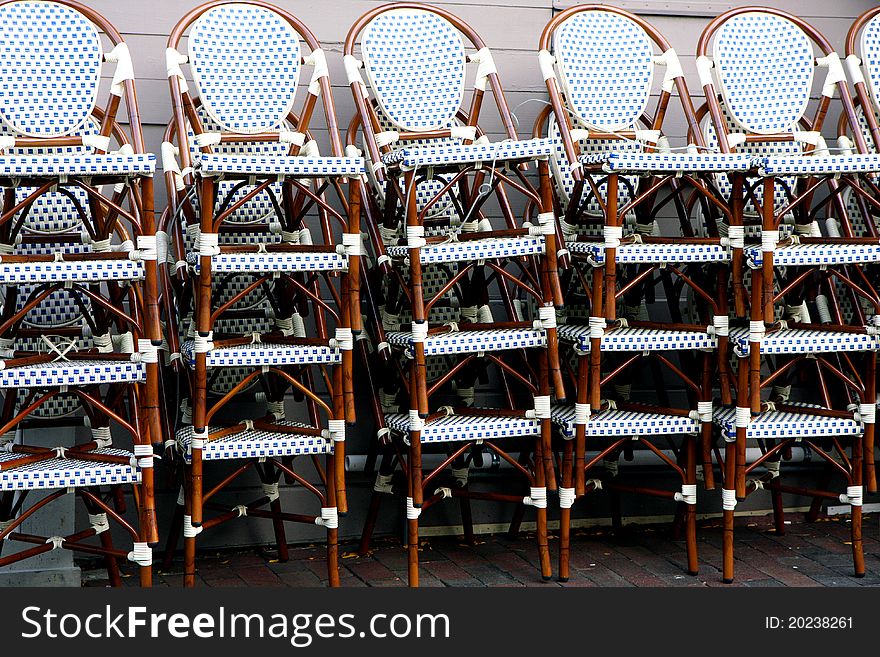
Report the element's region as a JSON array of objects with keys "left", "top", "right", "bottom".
[
  {"left": 385, "top": 412, "right": 540, "bottom": 443},
  {"left": 386, "top": 327, "right": 546, "bottom": 357},
  {"left": 196, "top": 154, "right": 365, "bottom": 178},
  {"left": 714, "top": 406, "right": 862, "bottom": 441},
  {"left": 744, "top": 243, "right": 880, "bottom": 267},
  {"left": 0, "top": 153, "right": 155, "bottom": 178},
  {"left": 187, "top": 250, "right": 348, "bottom": 274},
  {"left": 551, "top": 405, "right": 701, "bottom": 440},
  {"left": 176, "top": 422, "right": 333, "bottom": 462},
  {"left": 567, "top": 240, "right": 729, "bottom": 264},
  {"left": 758, "top": 154, "right": 880, "bottom": 176},
  {"left": 580, "top": 152, "right": 753, "bottom": 174},
  {"left": 0, "top": 449, "right": 140, "bottom": 491},
  {"left": 0, "top": 360, "right": 145, "bottom": 388},
  {"left": 181, "top": 340, "right": 341, "bottom": 368},
  {"left": 558, "top": 325, "right": 717, "bottom": 352},
  {"left": 0, "top": 259, "right": 145, "bottom": 284},
  {"left": 386, "top": 235, "right": 545, "bottom": 264},
  {"left": 382, "top": 138, "right": 556, "bottom": 170},
  {"left": 729, "top": 326, "right": 880, "bottom": 355}
]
